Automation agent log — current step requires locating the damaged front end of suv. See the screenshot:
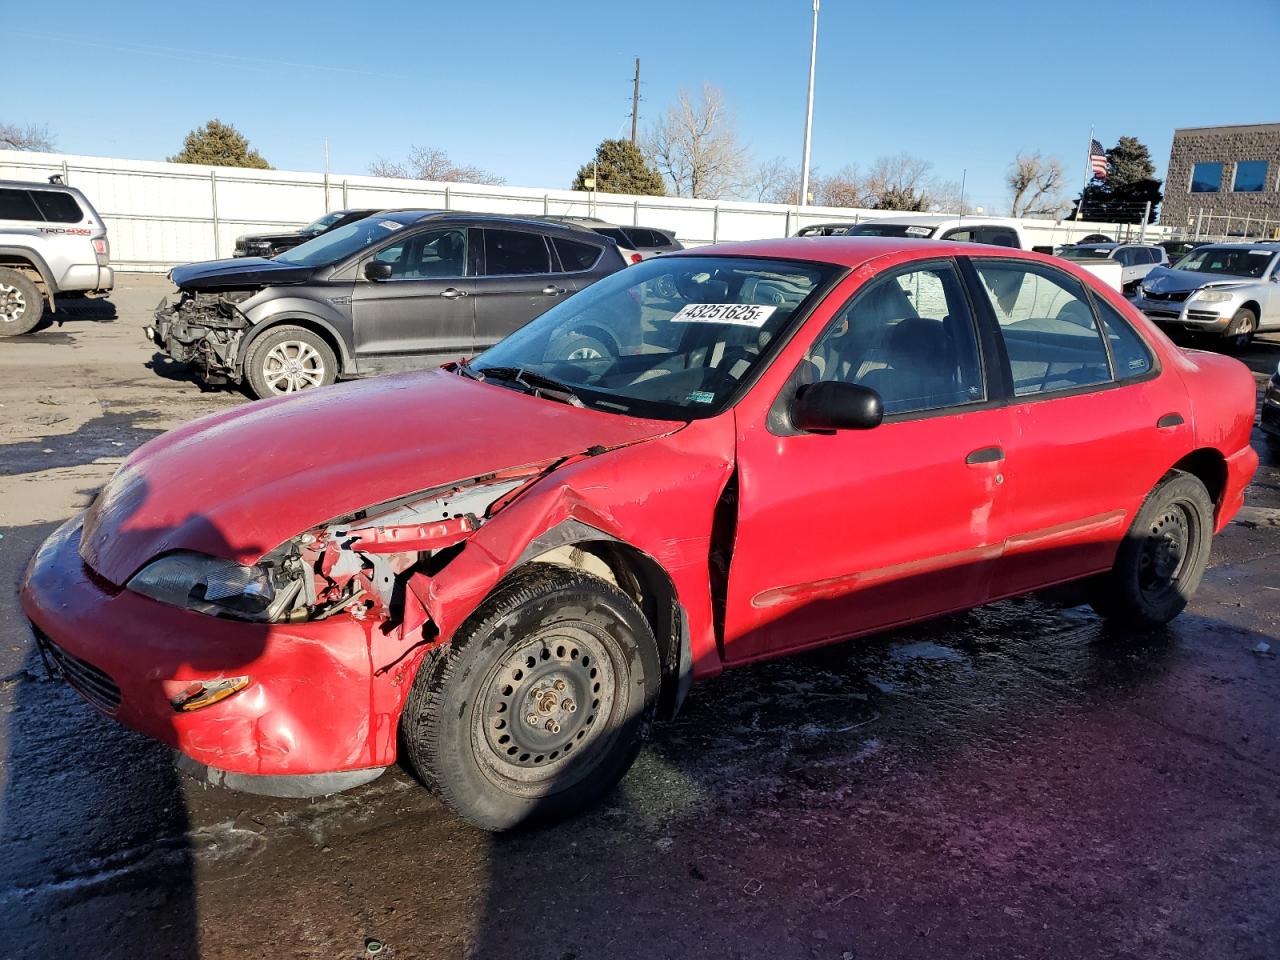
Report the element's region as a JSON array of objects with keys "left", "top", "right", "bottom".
[{"left": 148, "top": 289, "right": 255, "bottom": 385}]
